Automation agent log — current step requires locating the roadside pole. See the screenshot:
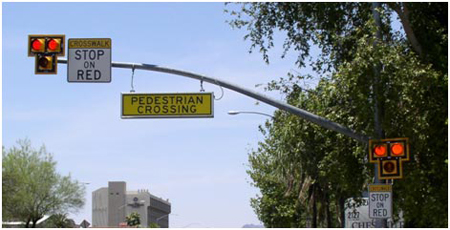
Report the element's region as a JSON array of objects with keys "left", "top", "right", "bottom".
[{"left": 372, "top": 2, "right": 387, "bottom": 228}]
